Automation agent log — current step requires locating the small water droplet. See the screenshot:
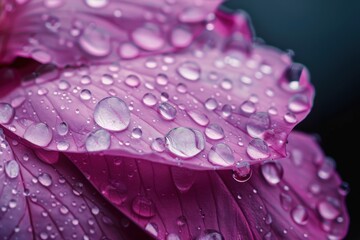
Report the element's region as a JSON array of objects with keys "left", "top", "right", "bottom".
[
  {"left": 165, "top": 127, "right": 205, "bottom": 158},
  {"left": 288, "top": 94, "right": 310, "bottom": 113},
  {"left": 85, "top": 129, "right": 111, "bottom": 152},
  {"left": 220, "top": 78, "right": 233, "bottom": 90},
  {"left": 57, "top": 122, "right": 68, "bottom": 136},
  {"left": 132, "top": 196, "right": 155, "bottom": 218},
  {"left": 5, "top": 160, "right": 19, "bottom": 179},
  {"left": 221, "top": 104, "right": 232, "bottom": 117},
  {"left": 101, "top": 74, "right": 114, "bottom": 85},
  {"left": 283, "top": 112, "right": 297, "bottom": 124},
  {"left": 187, "top": 110, "right": 209, "bottom": 126},
  {"left": 171, "top": 167, "right": 196, "bottom": 192},
  {"left": 240, "top": 101, "right": 256, "bottom": 114},
  {"left": 204, "top": 98, "right": 218, "bottom": 111},
  {"left": 179, "top": 6, "right": 207, "bottom": 23},
  {"left": 205, "top": 123, "right": 224, "bottom": 140},
  {"left": 156, "top": 73, "right": 169, "bottom": 86},
  {"left": 233, "top": 162, "right": 252, "bottom": 182},
  {"left": 125, "top": 74, "right": 141, "bottom": 88},
  {"left": 94, "top": 97, "right": 130, "bottom": 131},
  {"left": 56, "top": 141, "right": 69, "bottom": 151},
  {"left": 261, "top": 161, "right": 283, "bottom": 185},
  {"left": 280, "top": 192, "right": 292, "bottom": 211},
  {"left": 131, "top": 127, "right": 142, "bottom": 139},
  {"left": 24, "top": 123, "right": 53, "bottom": 147},
  {"left": 101, "top": 184, "right": 128, "bottom": 205},
  {"left": 8, "top": 199, "right": 17, "bottom": 209},
  {"left": 145, "top": 222, "right": 158, "bottom": 237},
  {"left": 167, "top": 233, "right": 181, "bottom": 240},
  {"left": 318, "top": 198, "right": 340, "bottom": 220},
  {"left": 79, "top": 24, "right": 110, "bottom": 57},
  {"left": 159, "top": 102, "right": 177, "bottom": 120},
  {"left": 81, "top": 75, "right": 92, "bottom": 85},
  {"left": 177, "top": 61, "right": 201, "bottom": 81},
  {"left": 247, "top": 139, "right": 270, "bottom": 160},
  {"left": 246, "top": 112, "right": 270, "bottom": 139},
  {"left": 132, "top": 24, "right": 164, "bottom": 51},
  {"left": 80, "top": 89, "right": 92, "bottom": 100},
  {"left": 176, "top": 83, "right": 188, "bottom": 93},
  {"left": 38, "top": 173, "right": 52, "bottom": 187},
  {"left": 151, "top": 138, "right": 166, "bottom": 152},
  {"left": 58, "top": 79, "right": 70, "bottom": 90},
  {"left": 142, "top": 93, "right": 157, "bottom": 107},
  {"left": 197, "top": 229, "right": 224, "bottom": 240},
  {"left": 118, "top": 42, "right": 139, "bottom": 59},
  {"left": 0, "top": 103, "right": 15, "bottom": 124},
  {"left": 291, "top": 205, "right": 308, "bottom": 225},
  {"left": 208, "top": 143, "right": 234, "bottom": 167},
  {"left": 85, "top": 0, "right": 108, "bottom": 8},
  {"left": 171, "top": 27, "right": 193, "bottom": 48},
  {"left": 318, "top": 158, "right": 335, "bottom": 180}
]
